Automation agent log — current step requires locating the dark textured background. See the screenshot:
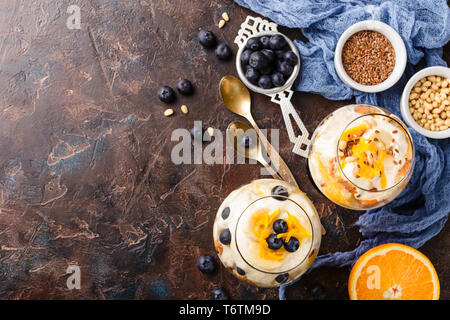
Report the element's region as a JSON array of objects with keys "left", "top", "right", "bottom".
[{"left": 0, "top": 0, "right": 447, "bottom": 300}]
